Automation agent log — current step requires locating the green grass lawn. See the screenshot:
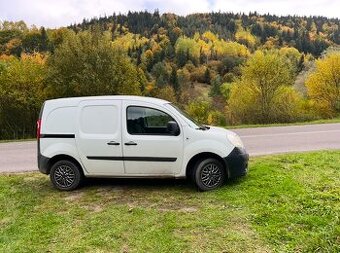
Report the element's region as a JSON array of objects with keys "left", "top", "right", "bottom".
[{"left": 1, "top": 151, "right": 339, "bottom": 253}]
